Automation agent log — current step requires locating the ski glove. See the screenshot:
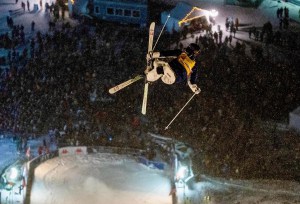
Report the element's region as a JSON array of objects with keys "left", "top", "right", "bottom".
[{"left": 189, "top": 83, "right": 201, "bottom": 94}]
